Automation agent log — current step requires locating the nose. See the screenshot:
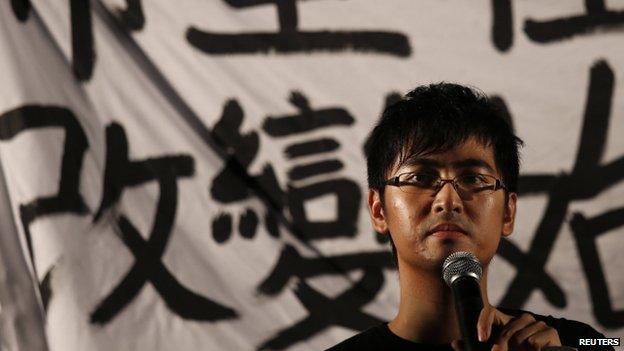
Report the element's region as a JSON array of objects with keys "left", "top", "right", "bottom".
[{"left": 432, "top": 181, "right": 464, "bottom": 214}]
